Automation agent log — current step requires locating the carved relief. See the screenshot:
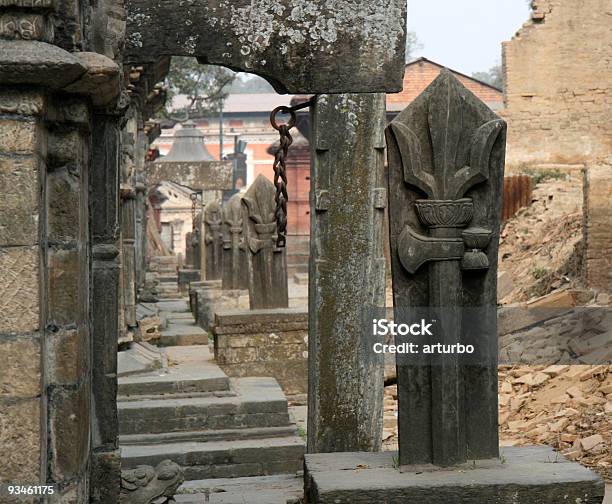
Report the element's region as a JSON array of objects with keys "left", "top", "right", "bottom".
[
  {"left": 203, "top": 201, "right": 223, "bottom": 280},
  {"left": 221, "top": 193, "right": 247, "bottom": 290},
  {"left": 386, "top": 70, "right": 507, "bottom": 467},
  {"left": 91, "top": 0, "right": 127, "bottom": 61},
  {"left": 241, "top": 175, "right": 288, "bottom": 310},
  {"left": 120, "top": 460, "right": 184, "bottom": 504},
  {"left": 0, "top": 14, "right": 51, "bottom": 41},
  {"left": 0, "top": 91, "right": 44, "bottom": 115}
]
